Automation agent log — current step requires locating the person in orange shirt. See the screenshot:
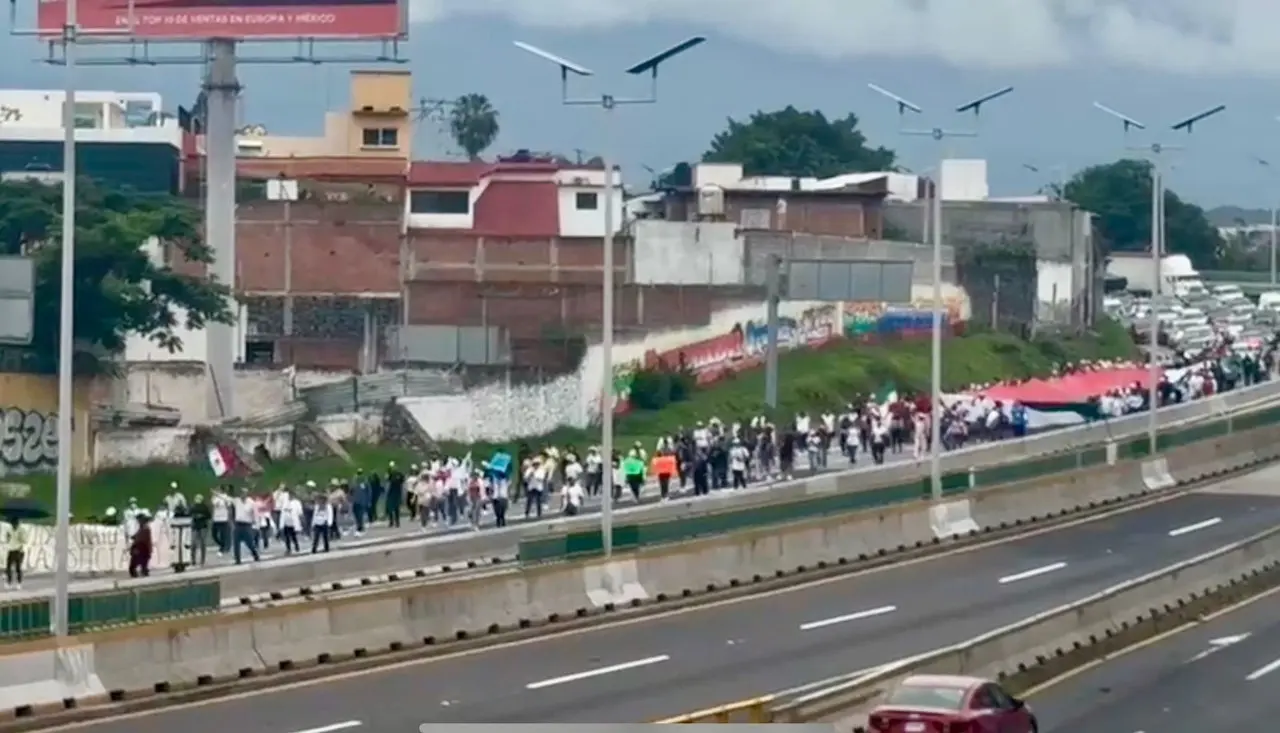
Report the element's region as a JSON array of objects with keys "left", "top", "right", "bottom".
[{"left": 651, "top": 453, "right": 676, "bottom": 499}]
